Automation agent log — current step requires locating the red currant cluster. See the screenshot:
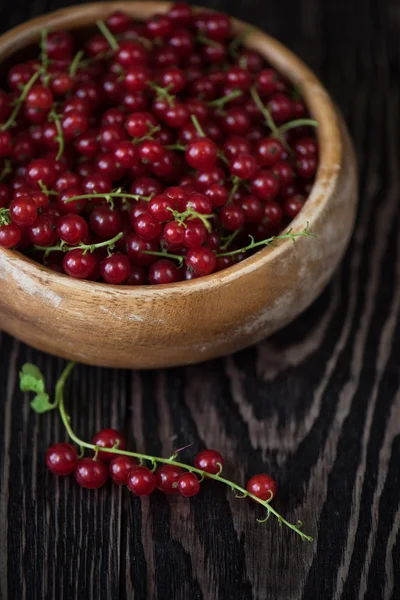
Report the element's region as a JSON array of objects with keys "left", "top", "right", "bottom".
[
  {"left": 20, "top": 360, "right": 312, "bottom": 541},
  {"left": 47, "top": 434, "right": 276, "bottom": 501},
  {"left": 0, "top": 4, "right": 318, "bottom": 283}
]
